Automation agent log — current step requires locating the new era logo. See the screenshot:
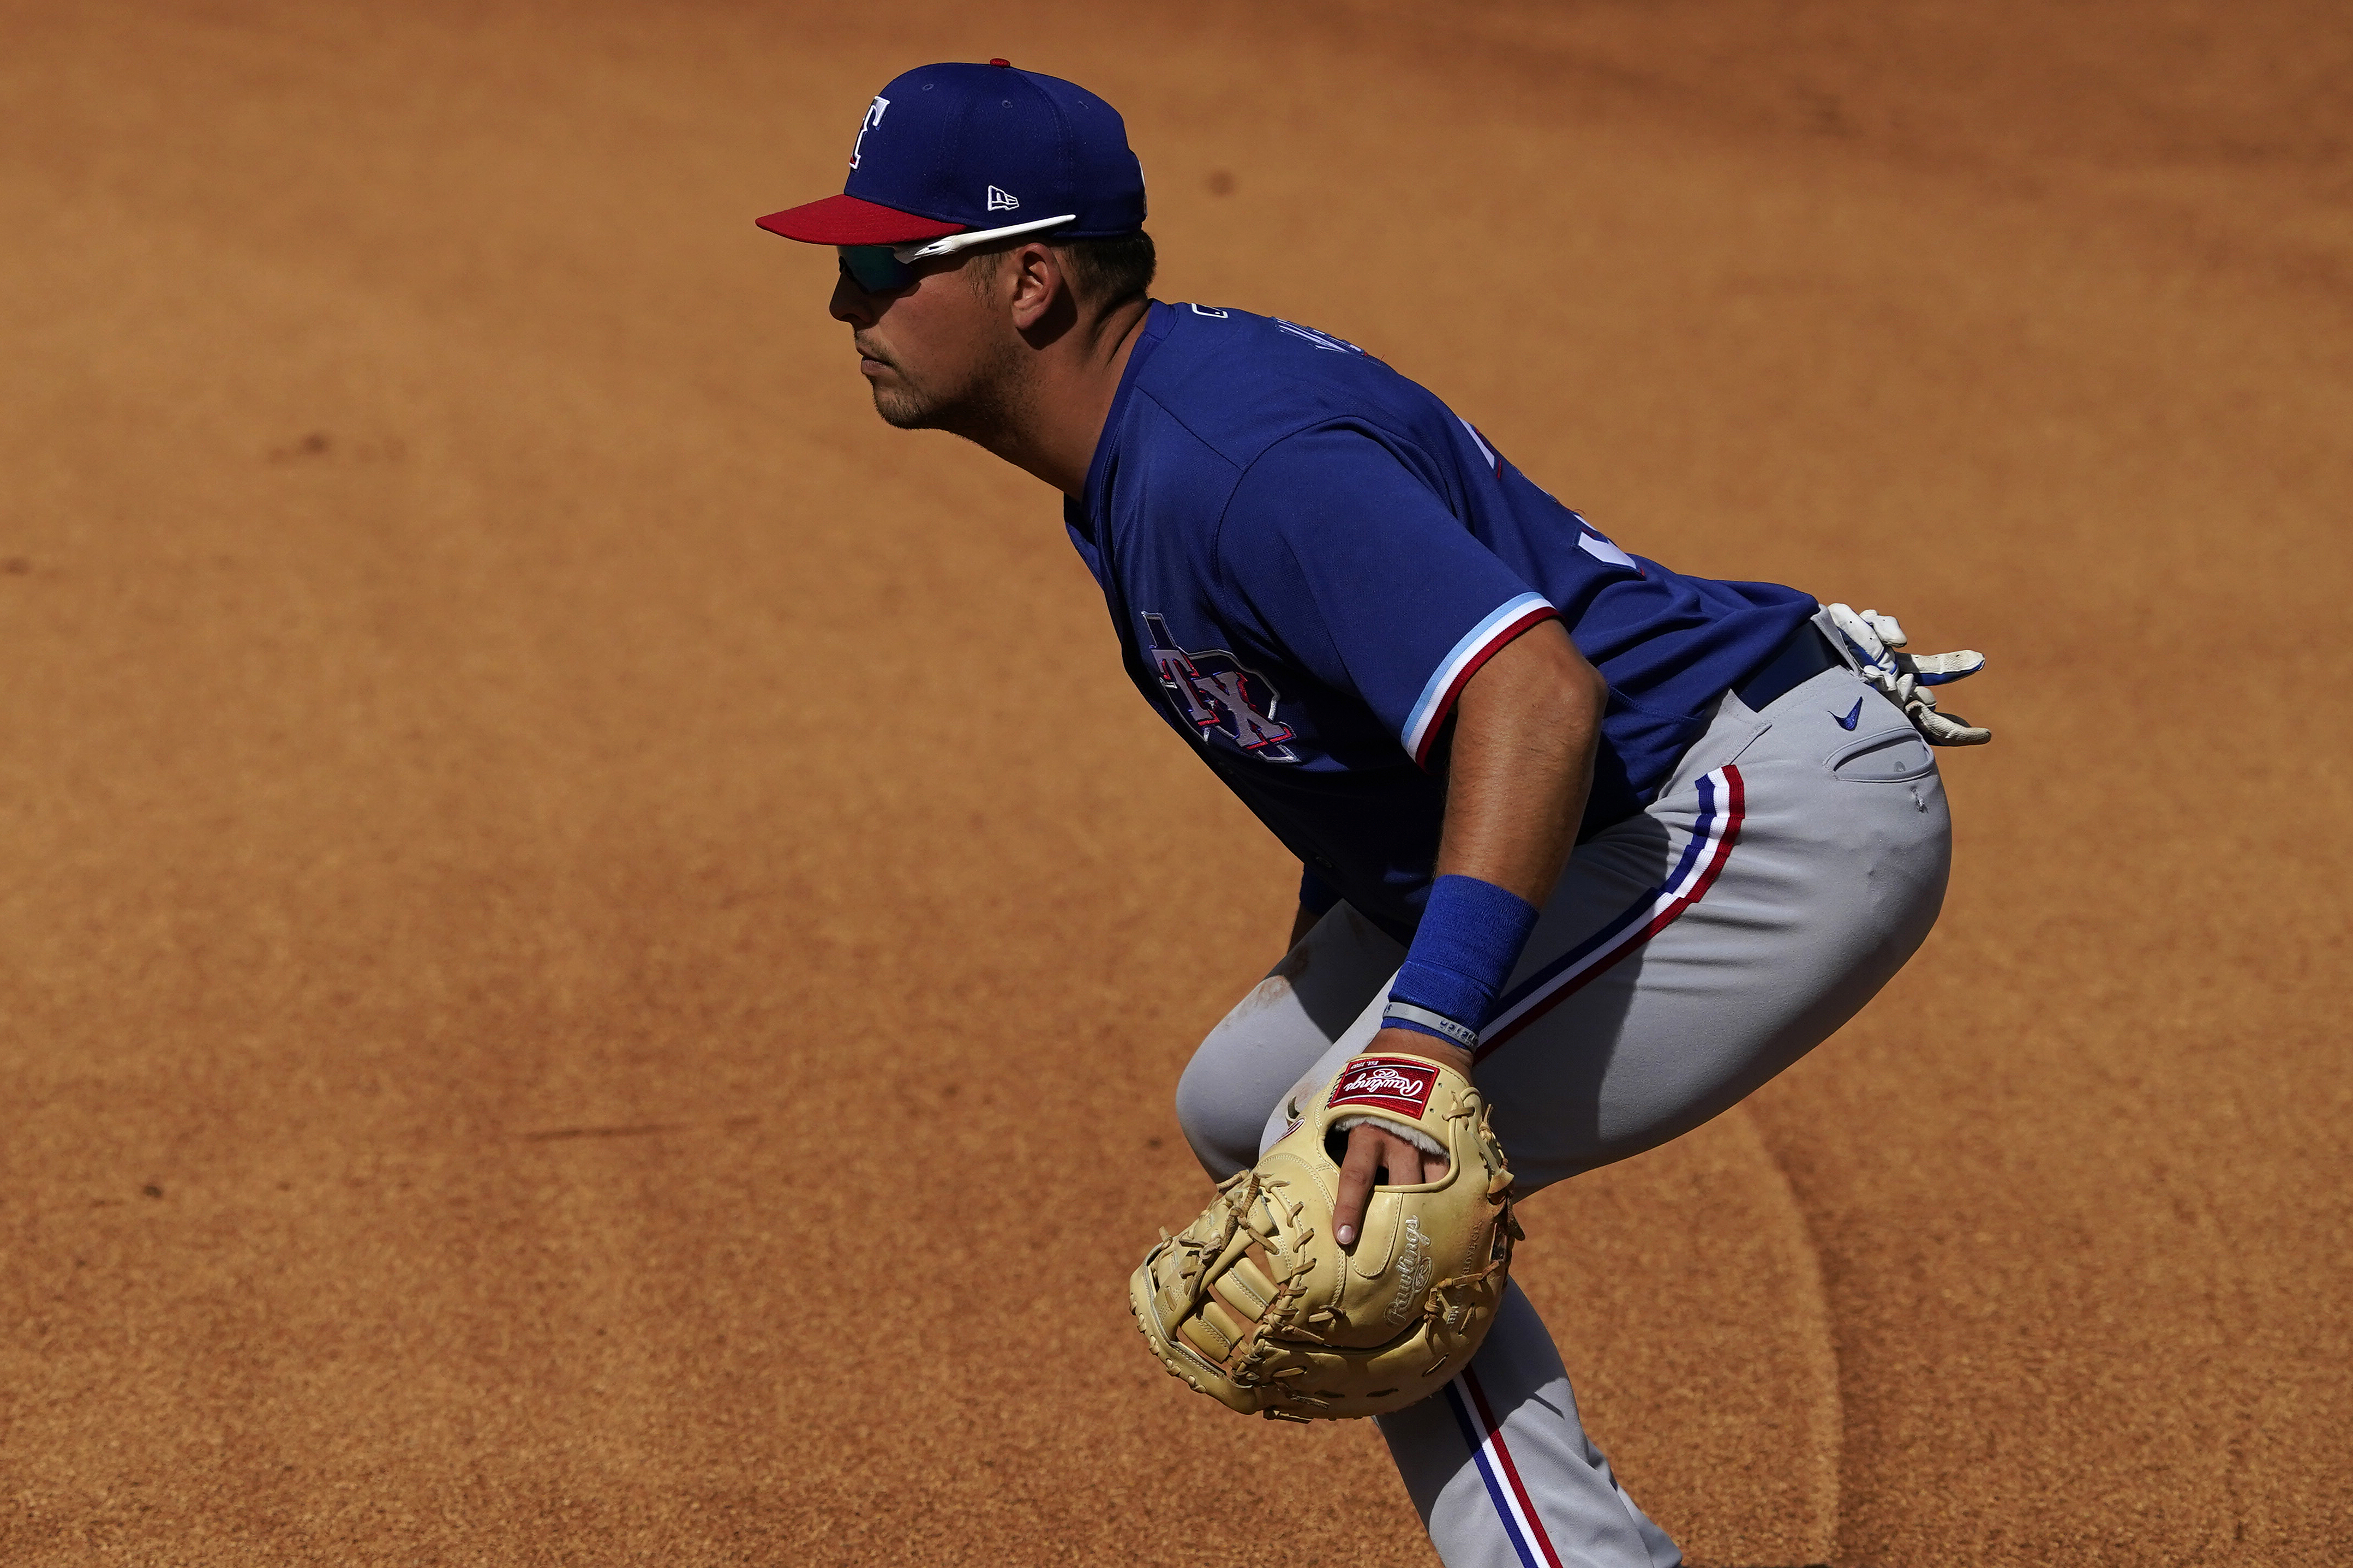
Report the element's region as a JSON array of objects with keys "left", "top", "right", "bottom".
[
  {"left": 1327, "top": 1057, "right": 1438, "bottom": 1120},
  {"left": 985, "top": 185, "right": 1020, "bottom": 211}
]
